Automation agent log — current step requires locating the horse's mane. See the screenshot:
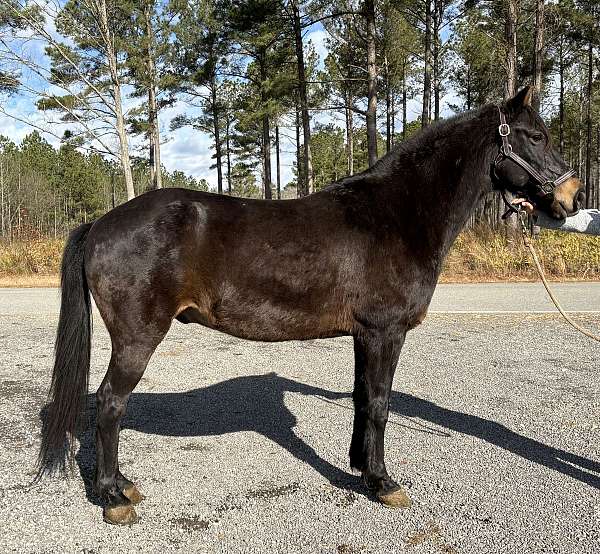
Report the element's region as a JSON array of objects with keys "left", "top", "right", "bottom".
[{"left": 323, "top": 104, "right": 497, "bottom": 192}]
